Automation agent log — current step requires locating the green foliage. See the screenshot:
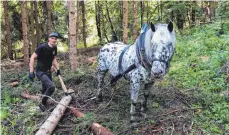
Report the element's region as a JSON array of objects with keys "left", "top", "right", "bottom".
[{"left": 167, "top": 23, "right": 229, "bottom": 134}]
